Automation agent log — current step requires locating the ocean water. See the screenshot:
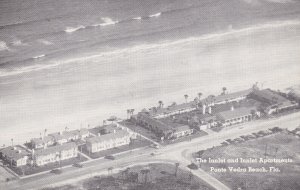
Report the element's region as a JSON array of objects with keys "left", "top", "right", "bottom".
[
  {"left": 0, "top": 0, "right": 300, "bottom": 145},
  {"left": 1, "top": 0, "right": 300, "bottom": 75}
]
